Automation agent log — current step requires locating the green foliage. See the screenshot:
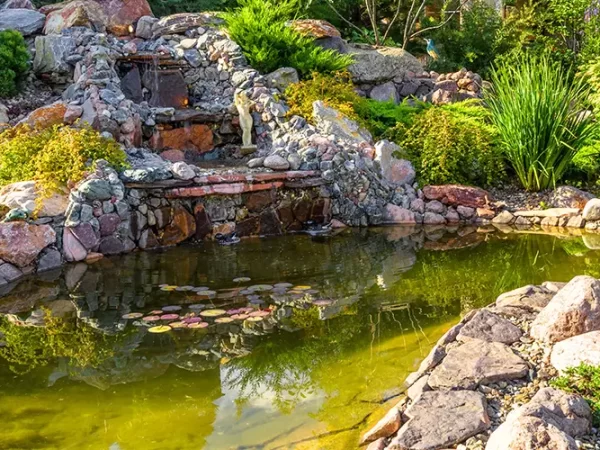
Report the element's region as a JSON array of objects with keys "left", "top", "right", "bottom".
[
  {"left": 426, "top": 1, "right": 503, "bottom": 77},
  {"left": 0, "top": 125, "right": 128, "bottom": 201},
  {"left": 390, "top": 100, "right": 504, "bottom": 187},
  {"left": 487, "top": 54, "right": 597, "bottom": 191},
  {"left": 148, "top": 0, "right": 235, "bottom": 16},
  {"left": 223, "top": 0, "right": 352, "bottom": 77},
  {"left": 551, "top": 364, "right": 600, "bottom": 426},
  {"left": 285, "top": 71, "right": 420, "bottom": 139},
  {"left": 0, "top": 30, "right": 30, "bottom": 98},
  {"left": 569, "top": 140, "right": 600, "bottom": 185}
]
